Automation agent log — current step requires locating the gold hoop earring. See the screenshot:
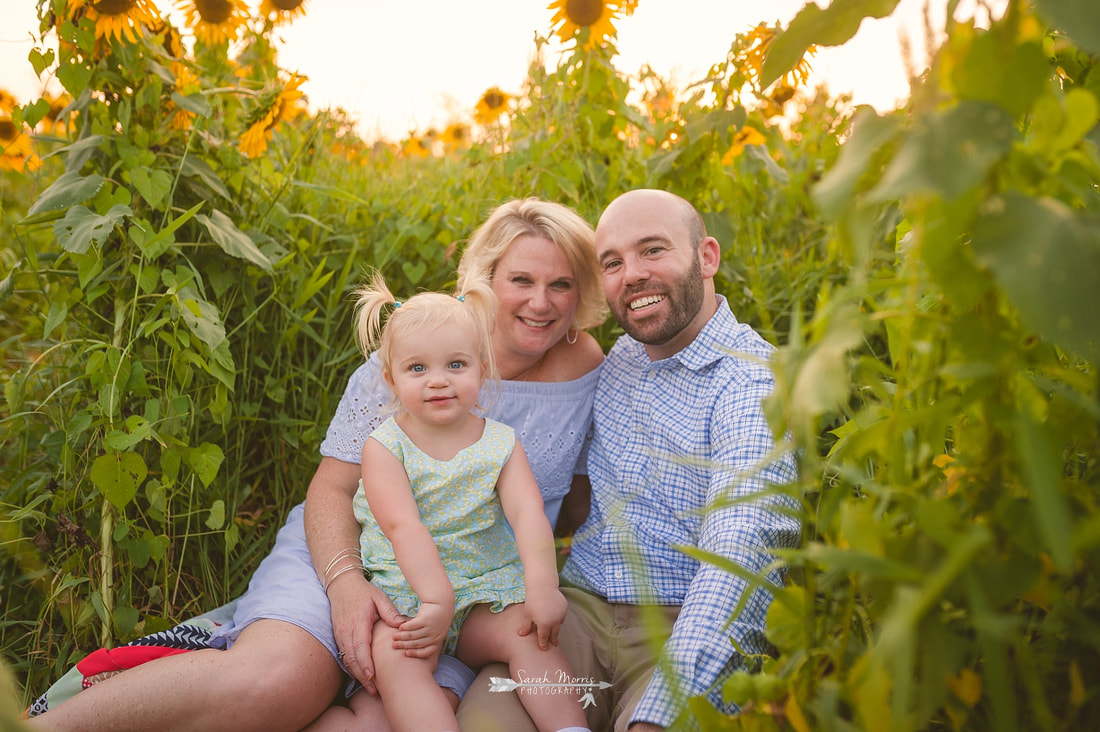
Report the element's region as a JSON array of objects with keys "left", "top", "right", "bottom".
[{"left": 566, "top": 318, "right": 579, "bottom": 345}]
